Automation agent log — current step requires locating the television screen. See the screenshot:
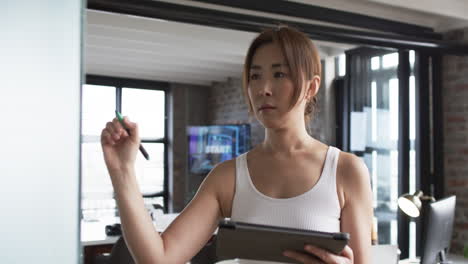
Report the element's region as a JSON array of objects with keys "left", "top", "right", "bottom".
[{"left": 188, "top": 124, "right": 251, "bottom": 174}]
